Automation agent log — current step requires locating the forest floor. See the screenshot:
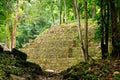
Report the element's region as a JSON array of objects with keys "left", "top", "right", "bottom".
[
  {"left": 61, "top": 60, "right": 120, "bottom": 80},
  {"left": 30, "top": 60, "right": 120, "bottom": 80},
  {"left": 37, "top": 60, "right": 120, "bottom": 80}
]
